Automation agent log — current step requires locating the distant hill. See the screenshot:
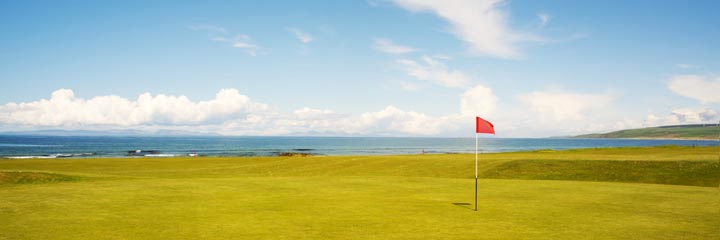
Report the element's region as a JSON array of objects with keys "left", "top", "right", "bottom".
[{"left": 576, "top": 124, "right": 720, "bottom": 140}]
